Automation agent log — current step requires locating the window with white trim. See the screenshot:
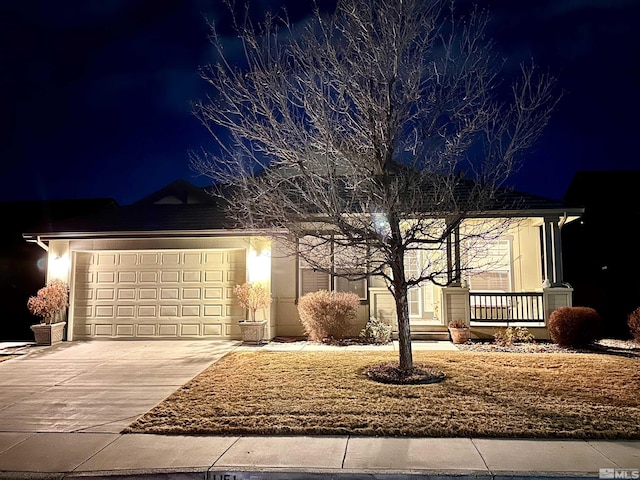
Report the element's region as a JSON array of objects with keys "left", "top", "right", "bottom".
[
  {"left": 298, "top": 236, "right": 368, "bottom": 300},
  {"left": 405, "top": 250, "right": 422, "bottom": 317},
  {"left": 404, "top": 249, "right": 436, "bottom": 318},
  {"left": 466, "top": 238, "right": 512, "bottom": 291}
]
